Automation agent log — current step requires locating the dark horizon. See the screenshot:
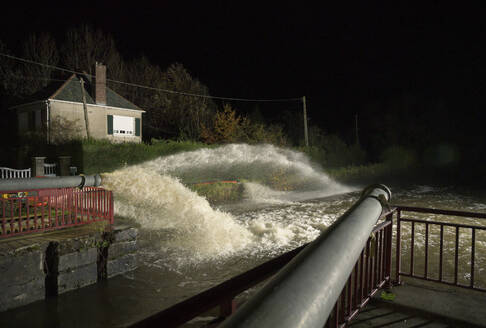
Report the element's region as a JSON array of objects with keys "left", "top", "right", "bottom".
[{"left": 1, "top": 2, "right": 485, "bottom": 144}]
